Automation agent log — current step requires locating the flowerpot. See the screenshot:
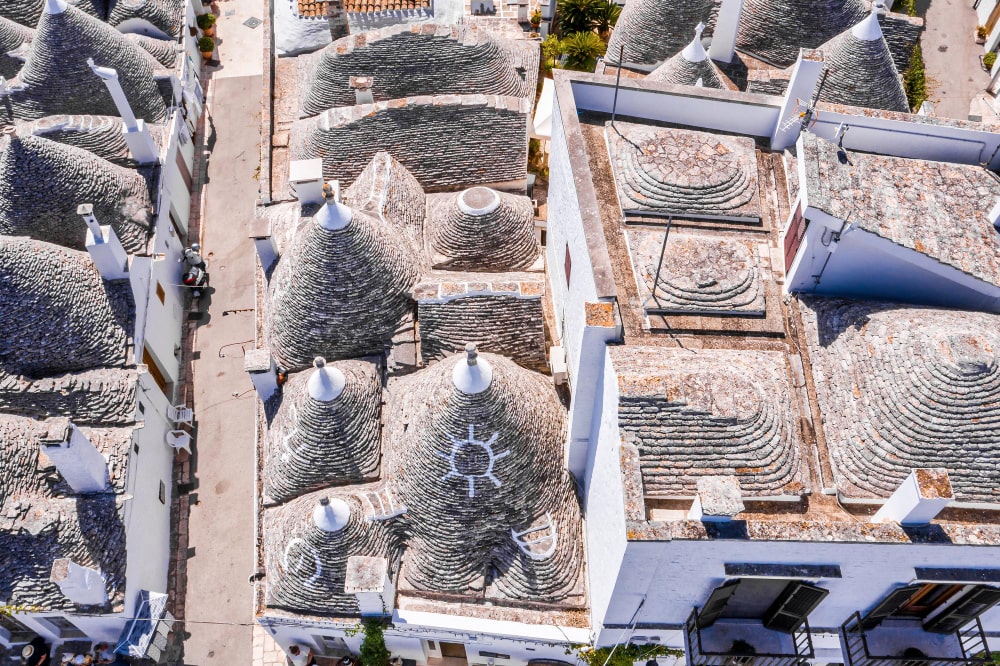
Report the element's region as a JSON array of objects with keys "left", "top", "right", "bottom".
[
  {"left": 977, "top": 36, "right": 987, "bottom": 44},
  {"left": 203, "top": 25, "right": 216, "bottom": 37},
  {"left": 531, "top": 22, "right": 540, "bottom": 29},
  {"left": 201, "top": 50, "right": 214, "bottom": 59}
]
